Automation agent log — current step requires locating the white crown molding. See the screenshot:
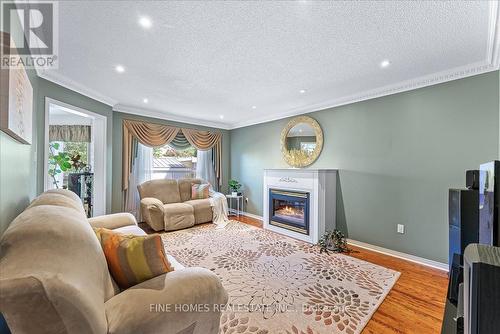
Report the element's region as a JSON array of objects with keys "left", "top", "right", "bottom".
[
  {"left": 39, "top": 70, "right": 118, "bottom": 106},
  {"left": 230, "top": 209, "right": 448, "bottom": 271},
  {"left": 230, "top": 60, "right": 498, "bottom": 129},
  {"left": 113, "top": 104, "right": 231, "bottom": 130}
]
